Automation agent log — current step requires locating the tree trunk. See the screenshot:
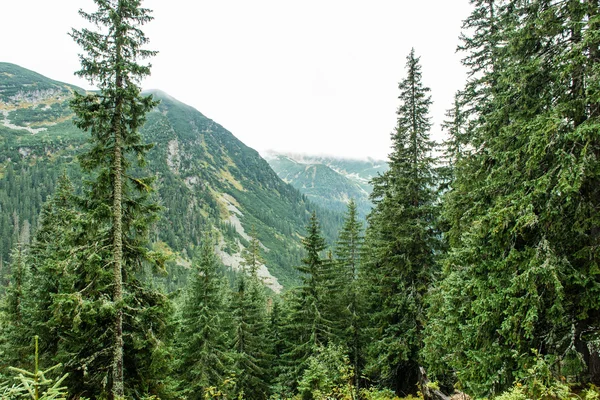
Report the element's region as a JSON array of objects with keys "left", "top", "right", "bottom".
[
  {"left": 112, "top": 111, "right": 124, "bottom": 399},
  {"left": 419, "top": 366, "right": 451, "bottom": 400},
  {"left": 112, "top": 3, "right": 125, "bottom": 397}
]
